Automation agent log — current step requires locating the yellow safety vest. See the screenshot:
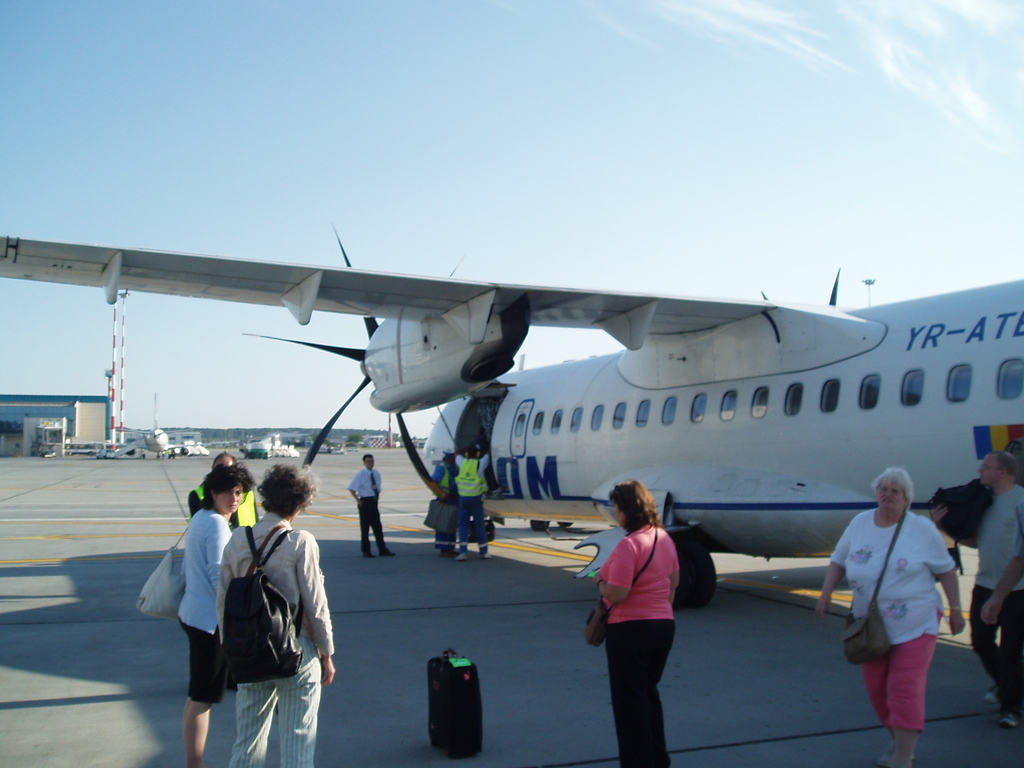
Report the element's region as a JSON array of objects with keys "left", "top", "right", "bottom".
[
  {"left": 439, "top": 464, "right": 454, "bottom": 493},
  {"left": 191, "top": 486, "right": 257, "bottom": 527},
  {"left": 455, "top": 458, "right": 488, "bottom": 497}
]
